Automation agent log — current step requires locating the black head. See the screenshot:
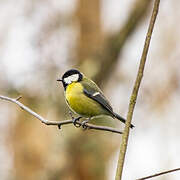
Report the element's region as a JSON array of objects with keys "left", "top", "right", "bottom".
[{"left": 57, "top": 69, "right": 83, "bottom": 89}]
